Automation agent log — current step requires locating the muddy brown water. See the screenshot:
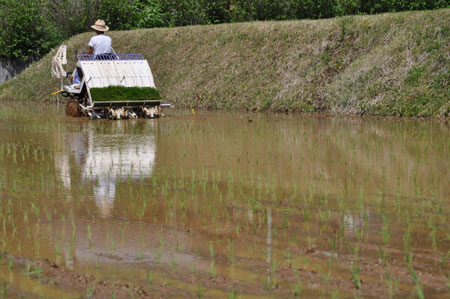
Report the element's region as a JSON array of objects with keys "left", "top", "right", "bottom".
[{"left": 0, "top": 104, "right": 448, "bottom": 298}]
